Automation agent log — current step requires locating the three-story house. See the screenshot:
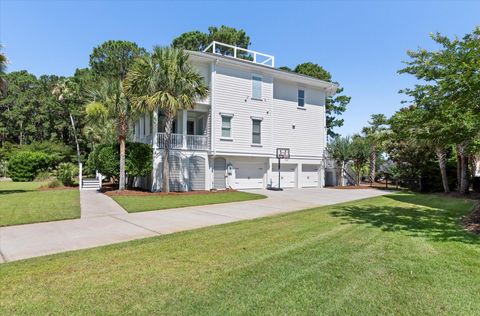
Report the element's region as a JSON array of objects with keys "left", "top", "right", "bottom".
[{"left": 133, "top": 42, "right": 337, "bottom": 191}]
